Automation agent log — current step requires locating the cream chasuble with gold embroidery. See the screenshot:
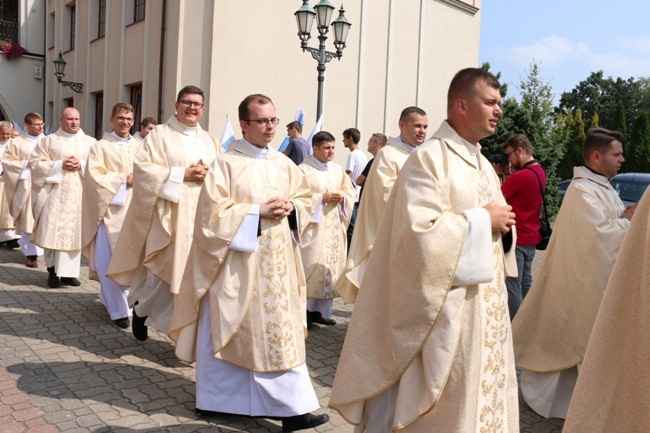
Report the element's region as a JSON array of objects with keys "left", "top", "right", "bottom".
[
  {"left": 299, "top": 156, "right": 355, "bottom": 300},
  {"left": 336, "top": 137, "right": 415, "bottom": 304},
  {"left": 329, "top": 121, "right": 519, "bottom": 433},
  {"left": 0, "top": 141, "right": 15, "bottom": 232},
  {"left": 1, "top": 133, "right": 40, "bottom": 233},
  {"left": 563, "top": 189, "right": 650, "bottom": 433},
  {"left": 170, "top": 139, "right": 313, "bottom": 373},
  {"left": 81, "top": 133, "right": 139, "bottom": 280},
  {"left": 30, "top": 129, "right": 96, "bottom": 250},
  {"left": 106, "top": 115, "right": 221, "bottom": 295}
]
